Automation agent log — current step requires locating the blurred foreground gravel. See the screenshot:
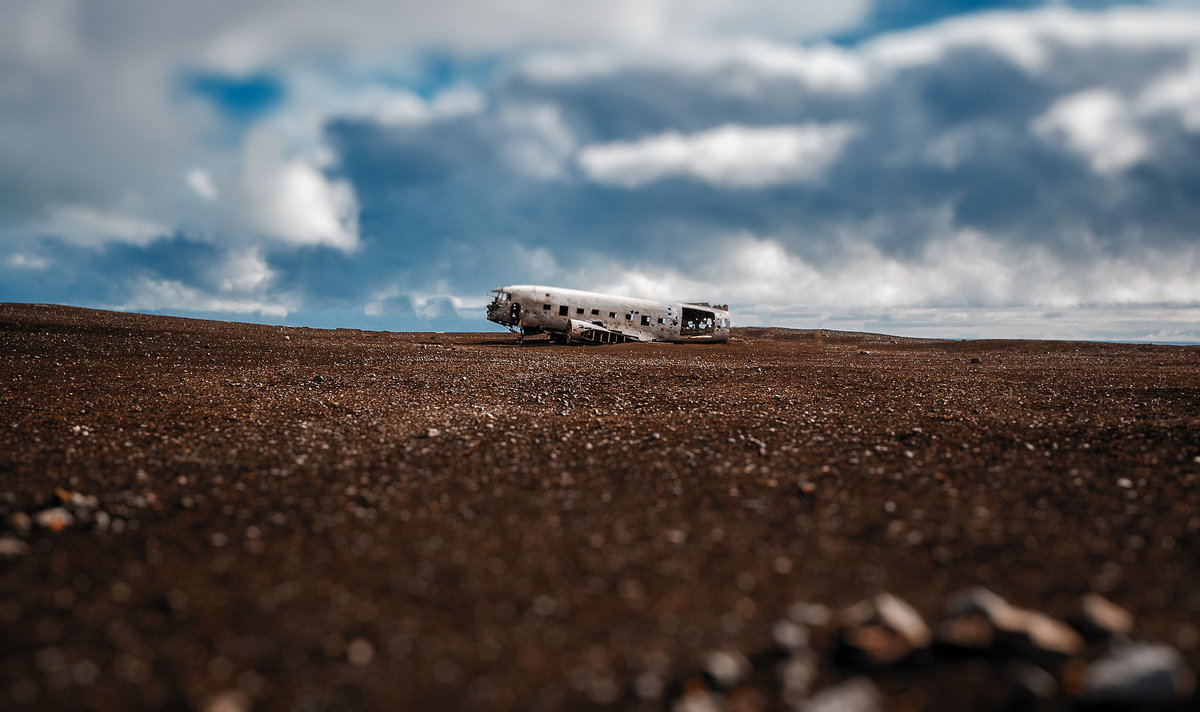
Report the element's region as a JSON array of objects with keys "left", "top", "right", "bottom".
[{"left": 2, "top": 303, "right": 1199, "bottom": 711}]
